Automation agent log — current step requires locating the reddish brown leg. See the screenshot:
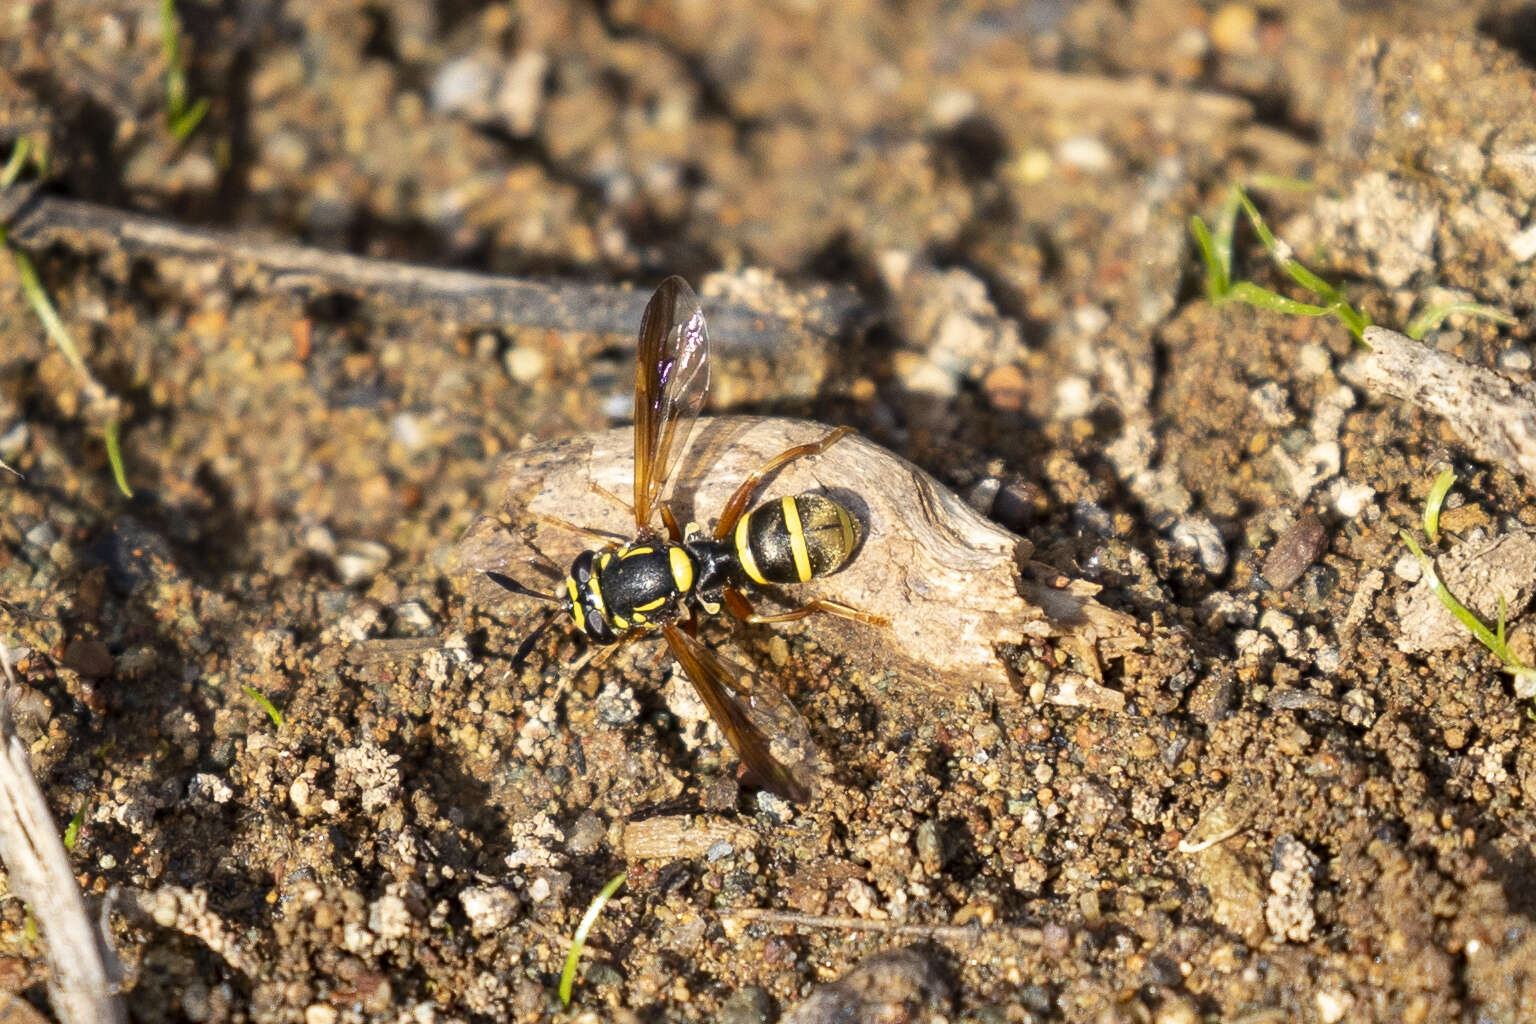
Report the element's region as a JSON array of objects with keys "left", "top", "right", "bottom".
[
  {"left": 712, "top": 426, "right": 855, "bottom": 539},
  {"left": 661, "top": 504, "right": 684, "bottom": 543},
  {"left": 589, "top": 481, "right": 634, "bottom": 517},
  {"left": 571, "top": 630, "right": 646, "bottom": 676},
  {"left": 722, "top": 586, "right": 889, "bottom": 628},
  {"left": 534, "top": 512, "right": 625, "bottom": 546}
]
